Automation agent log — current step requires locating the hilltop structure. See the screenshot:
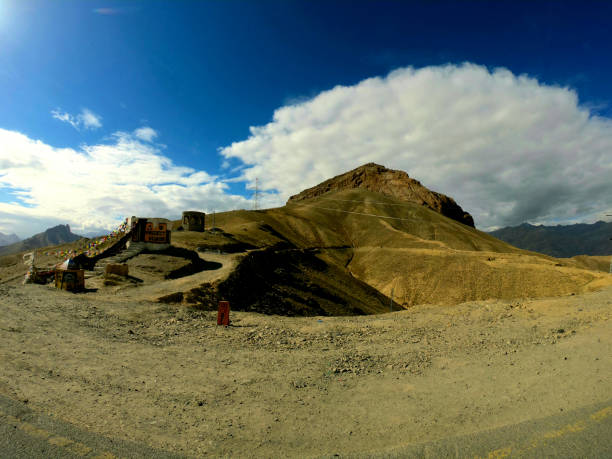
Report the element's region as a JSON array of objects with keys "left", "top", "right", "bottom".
[
  {"left": 127, "top": 216, "right": 172, "bottom": 250},
  {"left": 182, "top": 211, "right": 206, "bottom": 232}
]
